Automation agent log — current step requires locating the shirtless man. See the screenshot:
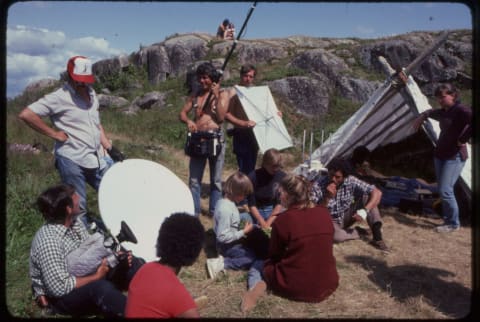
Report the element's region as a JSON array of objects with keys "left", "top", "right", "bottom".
[{"left": 179, "top": 62, "right": 228, "bottom": 217}]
